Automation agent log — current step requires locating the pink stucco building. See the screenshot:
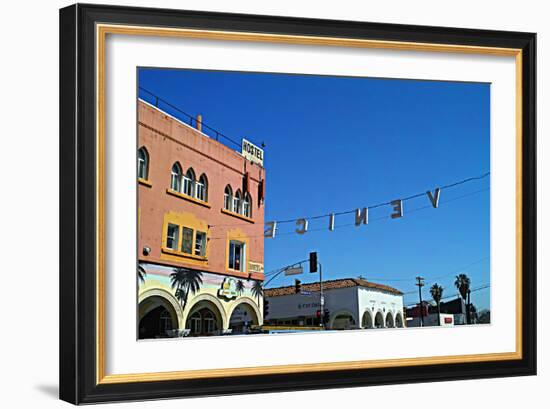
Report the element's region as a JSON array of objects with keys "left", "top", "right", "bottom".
[{"left": 137, "top": 98, "right": 266, "bottom": 338}]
